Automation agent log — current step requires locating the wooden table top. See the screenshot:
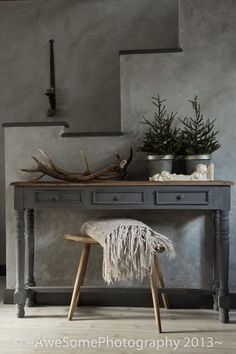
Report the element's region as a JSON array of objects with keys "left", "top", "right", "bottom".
[{"left": 10, "top": 180, "right": 235, "bottom": 187}]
